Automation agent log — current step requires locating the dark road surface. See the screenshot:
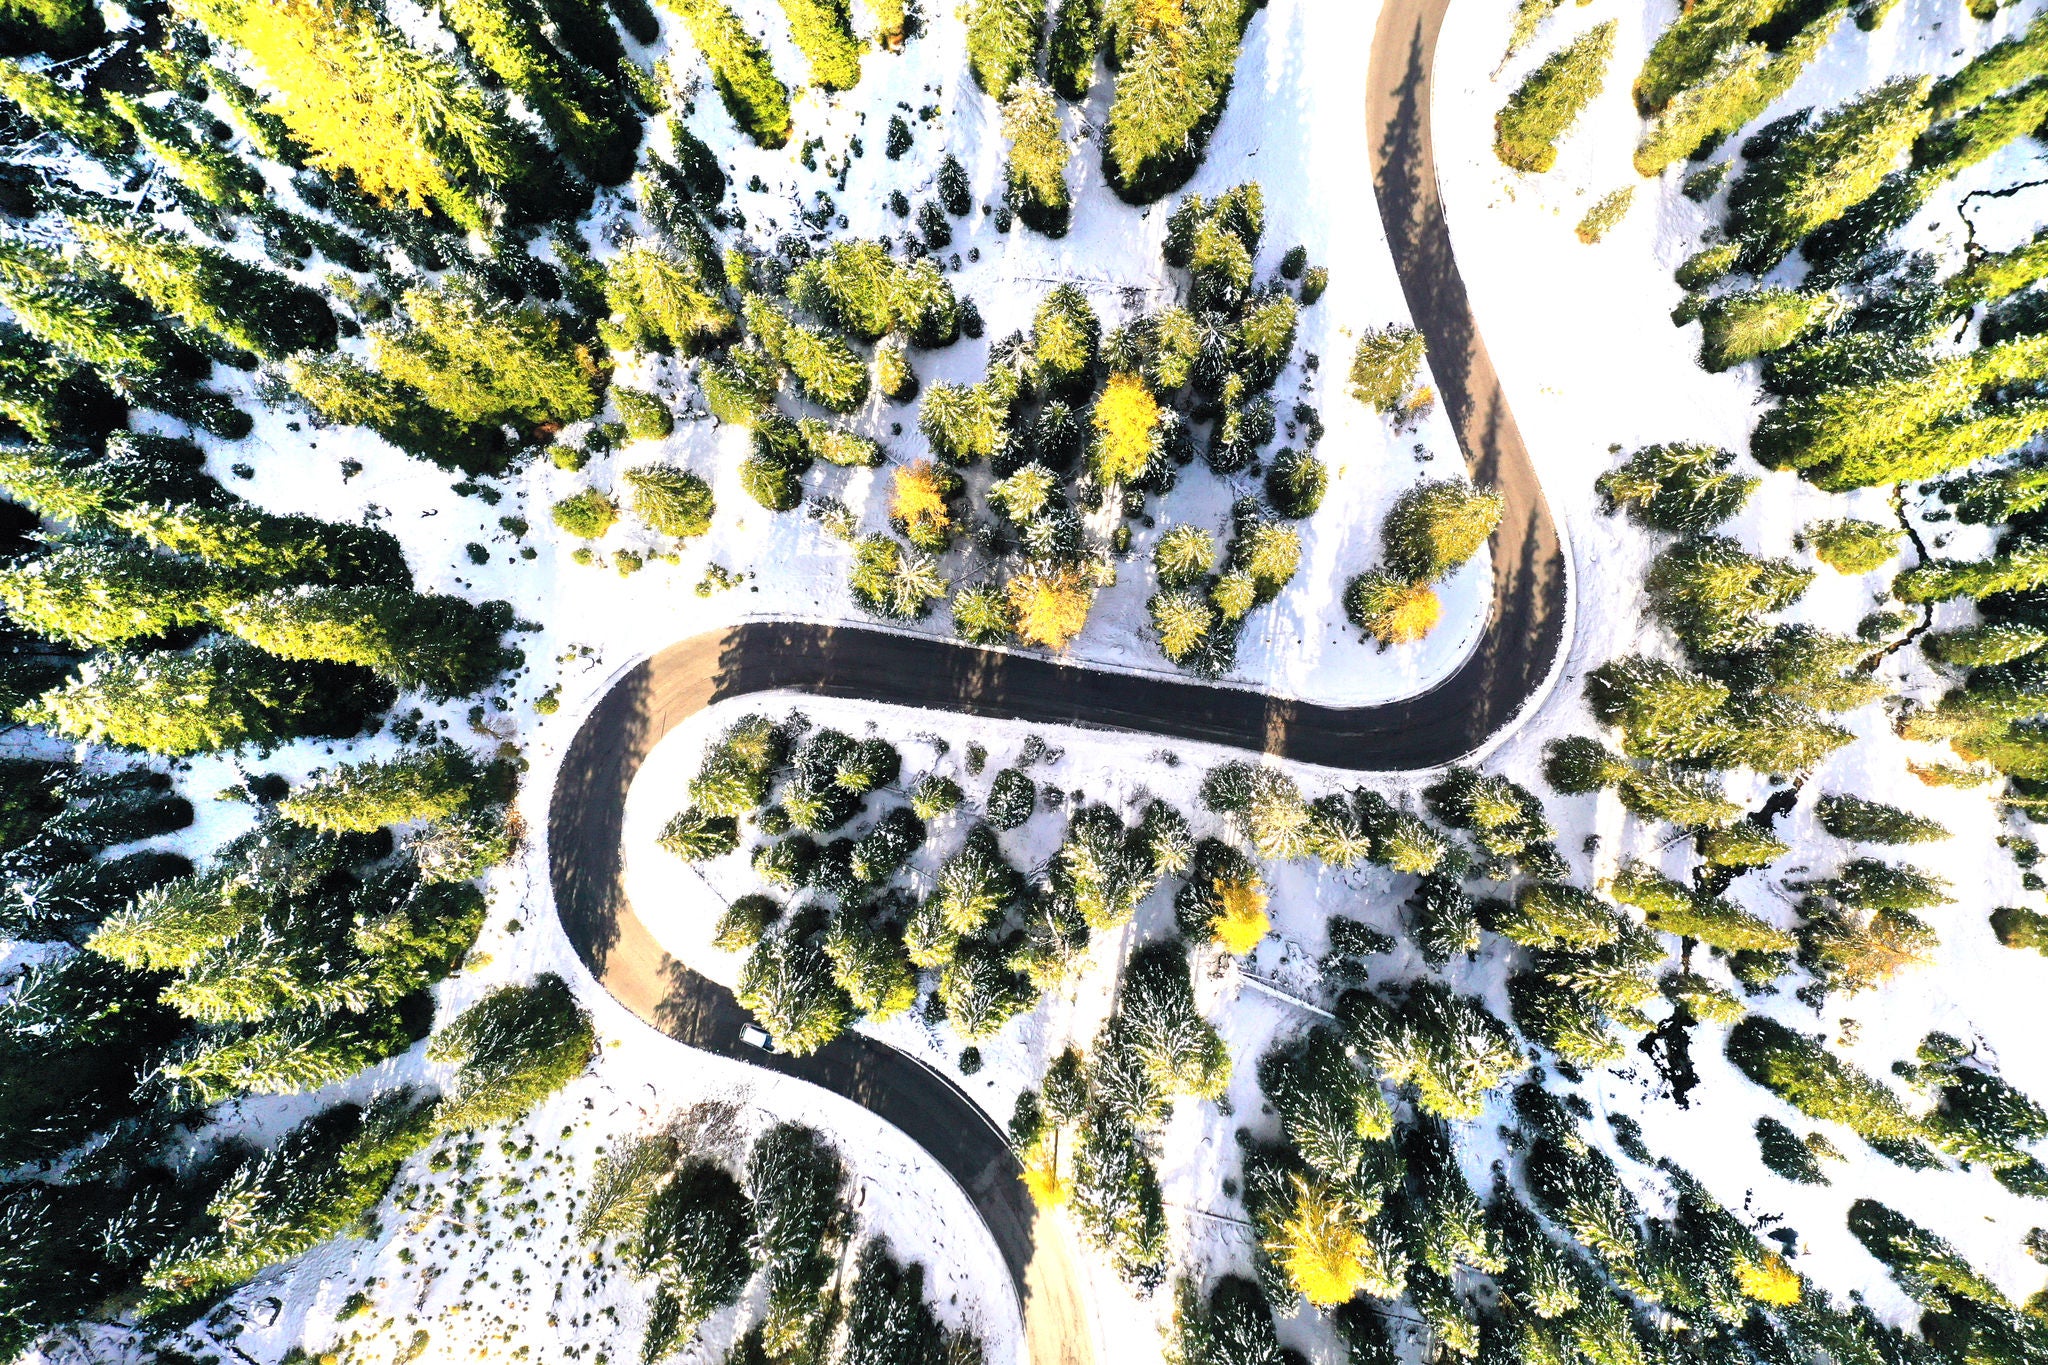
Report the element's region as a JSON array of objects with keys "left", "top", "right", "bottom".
[{"left": 547, "top": 0, "right": 1564, "bottom": 1359}]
